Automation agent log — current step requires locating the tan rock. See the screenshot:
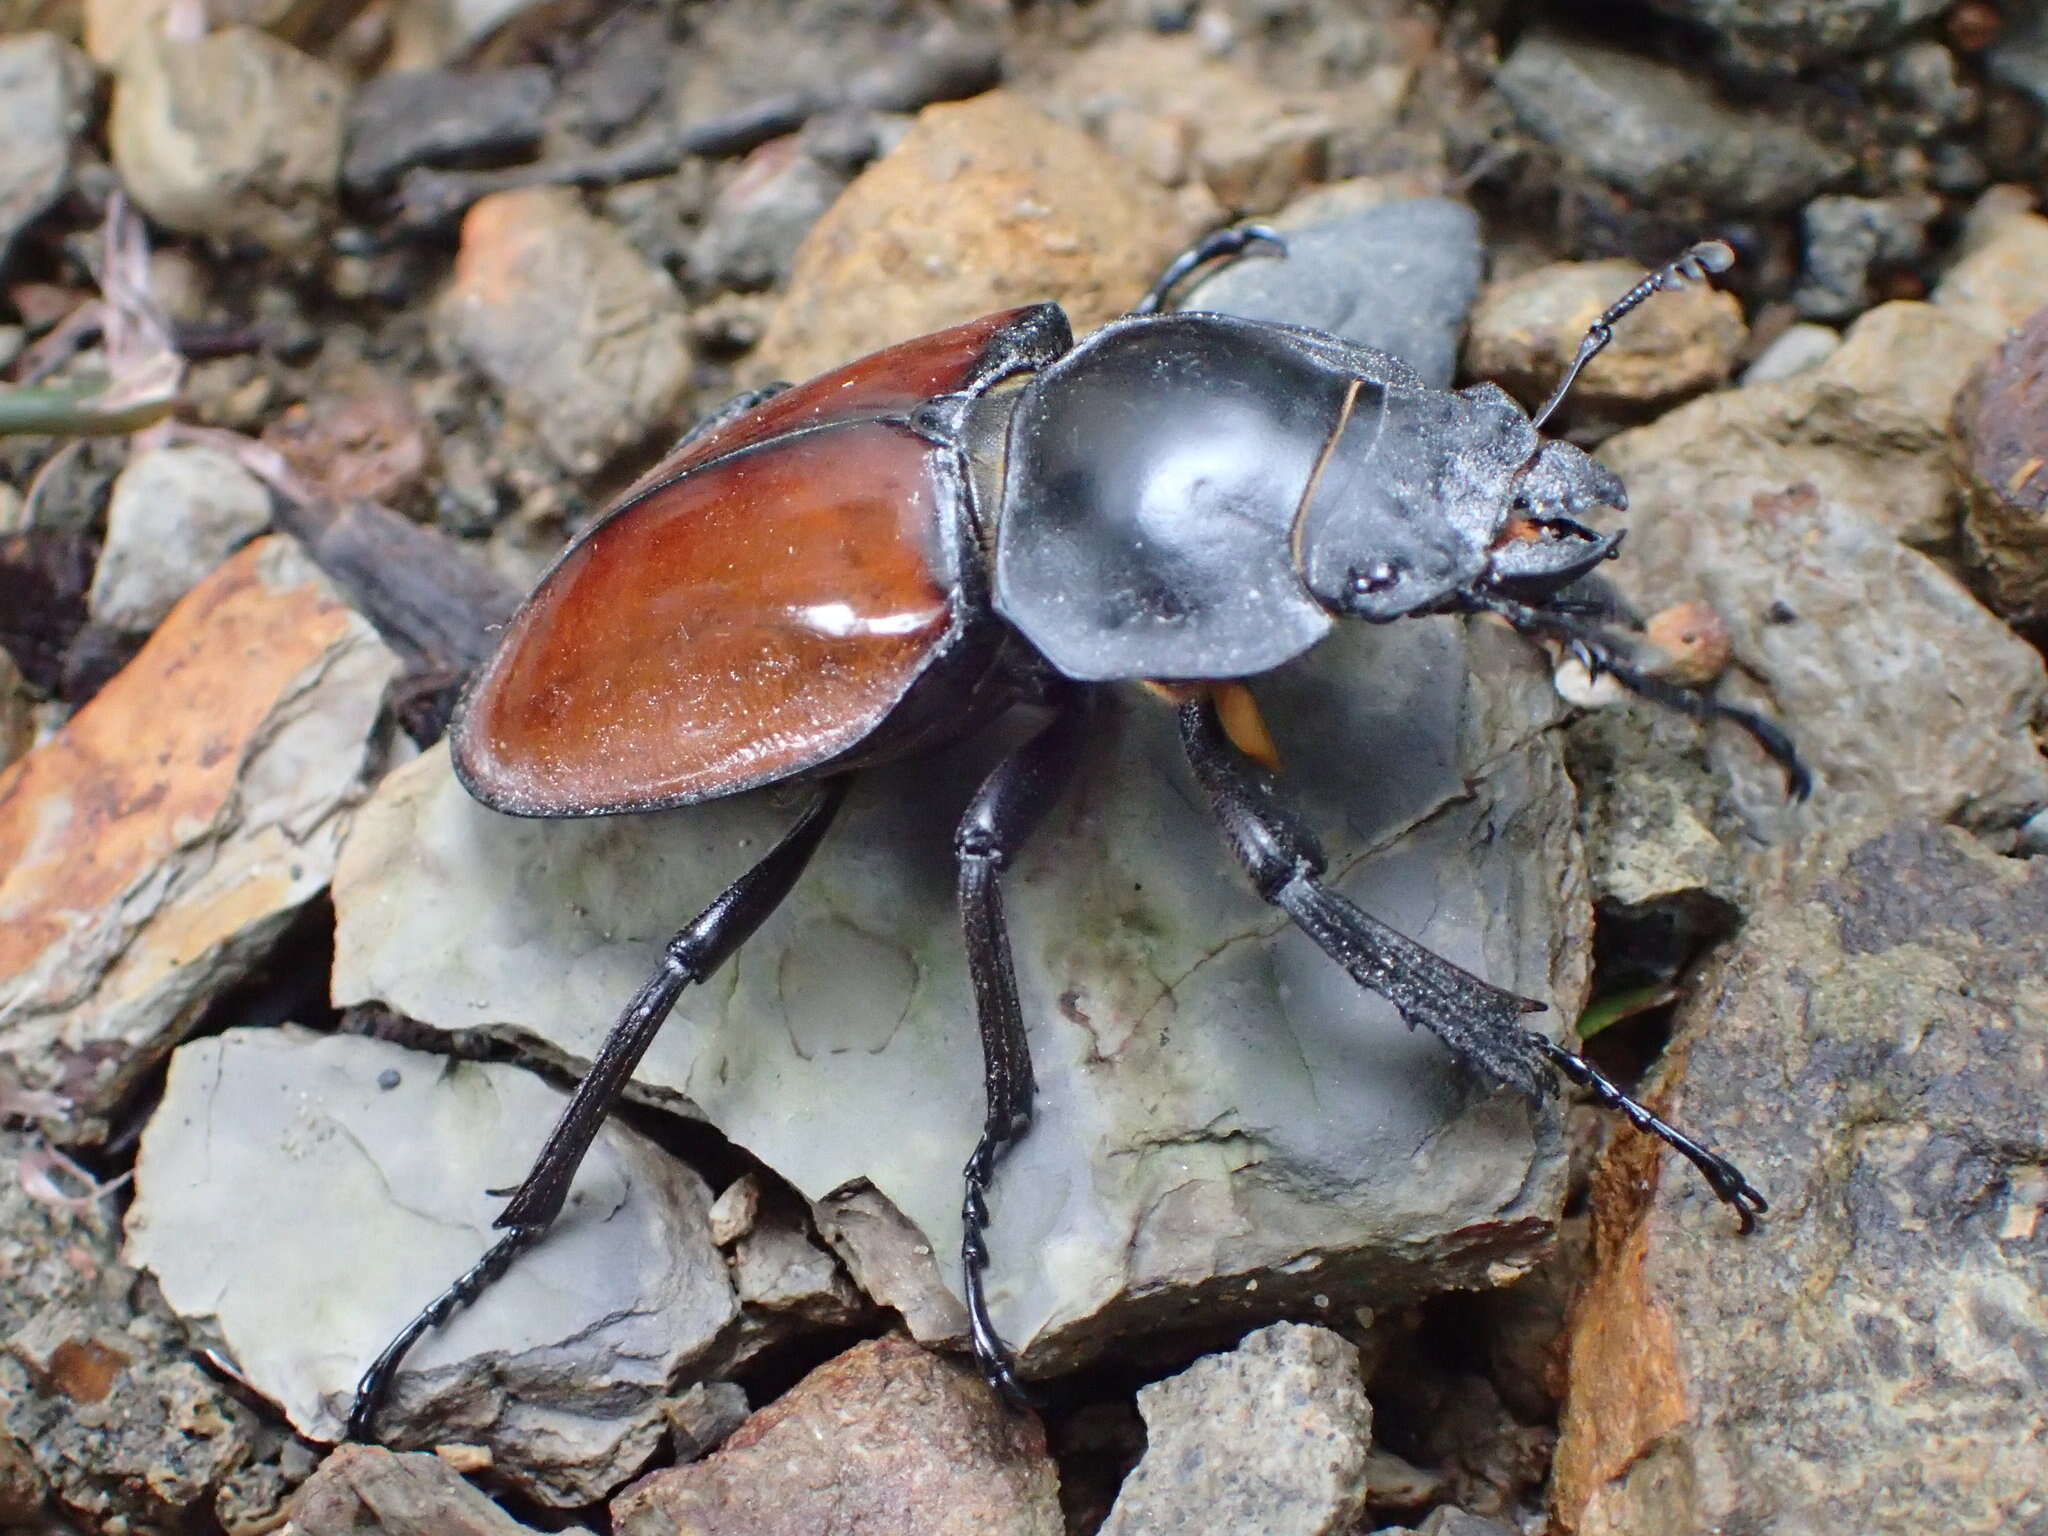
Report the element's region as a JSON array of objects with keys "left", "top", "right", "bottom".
[
  {"left": 1604, "top": 300, "right": 1996, "bottom": 551},
  {"left": 437, "top": 186, "right": 690, "bottom": 475},
  {"left": 108, "top": 25, "right": 346, "bottom": 256},
  {"left": 0, "top": 536, "right": 397, "bottom": 1134},
  {"left": 749, "top": 90, "right": 1206, "bottom": 387},
  {"left": 1466, "top": 258, "right": 1746, "bottom": 429},
  {"left": 1036, "top": 32, "right": 1347, "bottom": 211},
  {"left": 1933, "top": 209, "right": 2048, "bottom": 339}
]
